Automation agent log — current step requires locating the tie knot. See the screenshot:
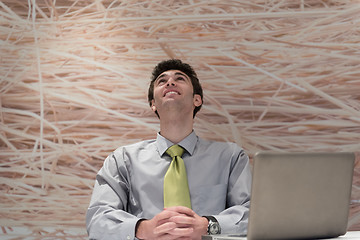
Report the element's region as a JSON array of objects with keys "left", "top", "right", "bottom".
[{"left": 166, "top": 145, "right": 184, "bottom": 158}]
